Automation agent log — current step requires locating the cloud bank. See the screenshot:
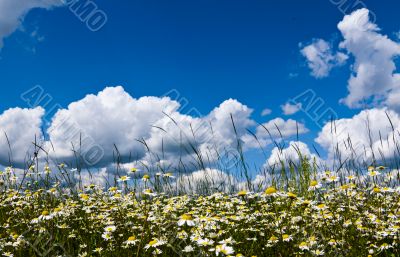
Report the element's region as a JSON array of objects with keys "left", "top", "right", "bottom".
[
  {"left": 0, "top": 0, "right": 63, "bottom": 48},
  {"left": 0, "top": 86, "right": 307, "bottom": 169}
]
